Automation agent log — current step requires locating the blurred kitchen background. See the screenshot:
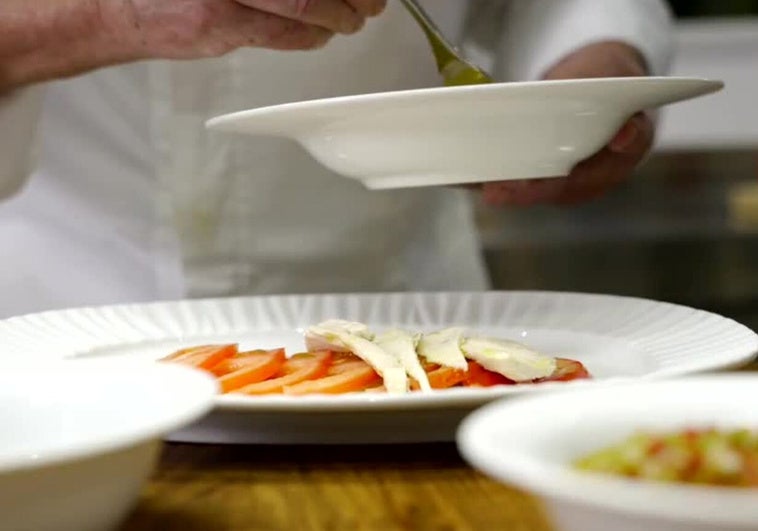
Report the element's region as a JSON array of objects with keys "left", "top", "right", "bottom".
[{"left": 470, "top": 1, "right": 758, "bottom": 330}]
